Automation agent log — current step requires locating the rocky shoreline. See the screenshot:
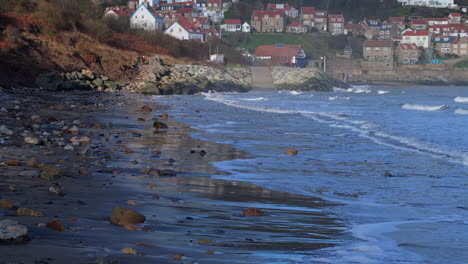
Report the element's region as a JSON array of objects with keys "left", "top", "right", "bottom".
[
  {"left": 124, "top": 57, "right": 252, "bottom": 95},
  {"left": 271, "top": 66, "right": 349, "bottom": 91}
]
